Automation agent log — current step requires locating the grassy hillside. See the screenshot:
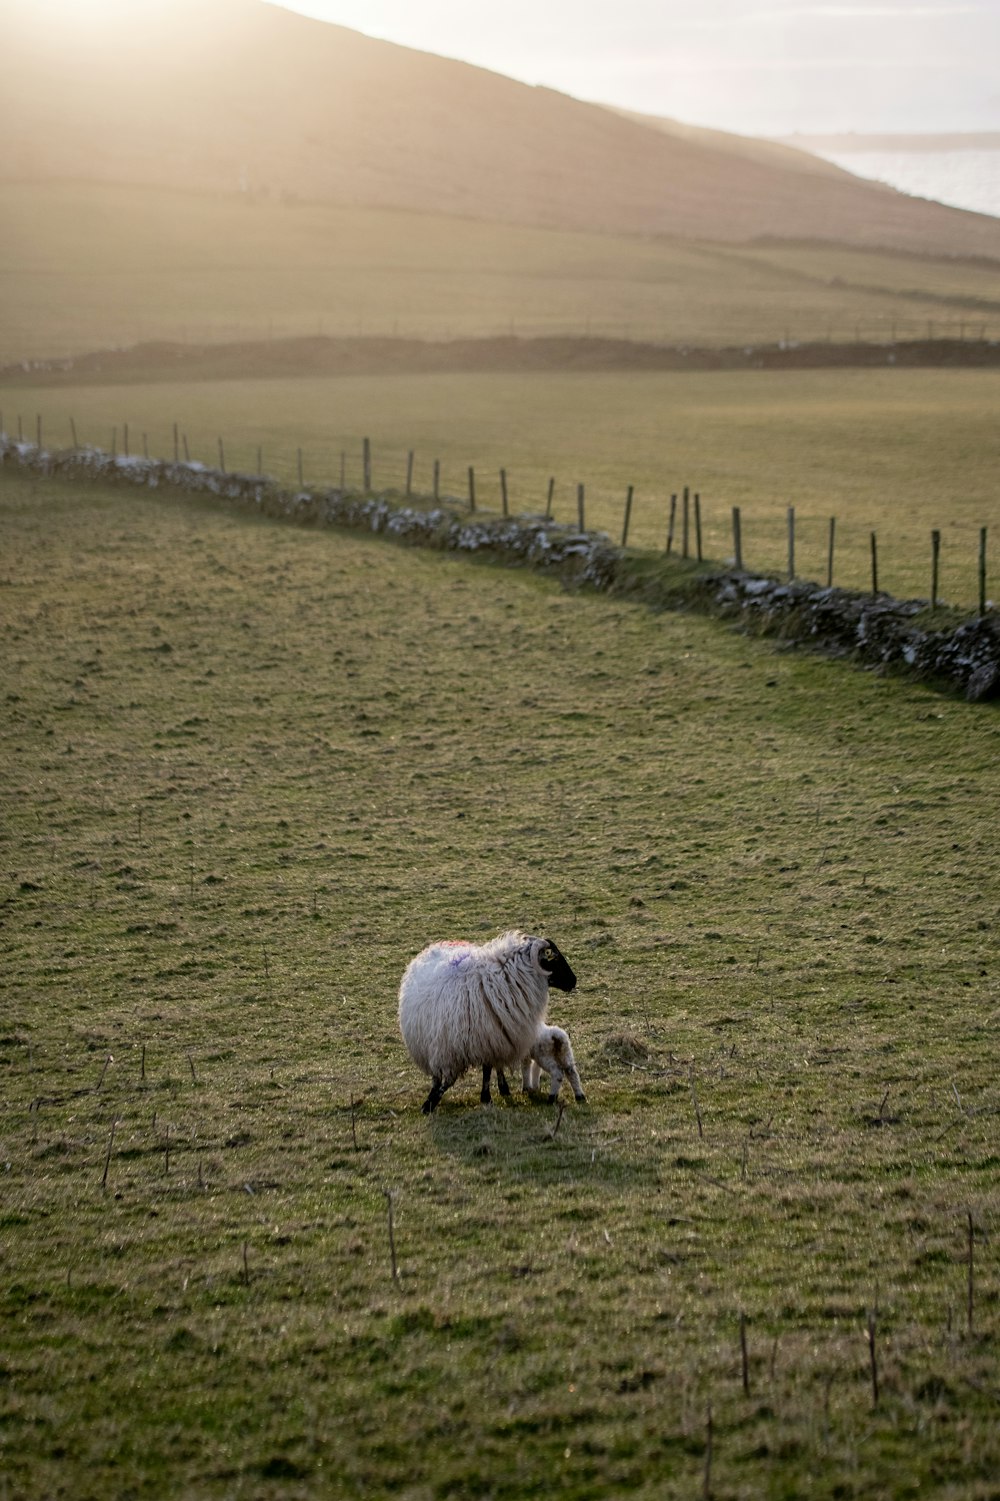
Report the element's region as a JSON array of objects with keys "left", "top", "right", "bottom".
[
  {"left": 3, "top": 182, "right": 1000, "bottom": 364},
  {"left": 4, "top": 0, "right": 1000, "bottom": 258},
  {"left": 1, "top": 468, "right": 997, "bottom": 1498},
  {"left": 4, "top": 367, "right": 998, "bottom": 608}
]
